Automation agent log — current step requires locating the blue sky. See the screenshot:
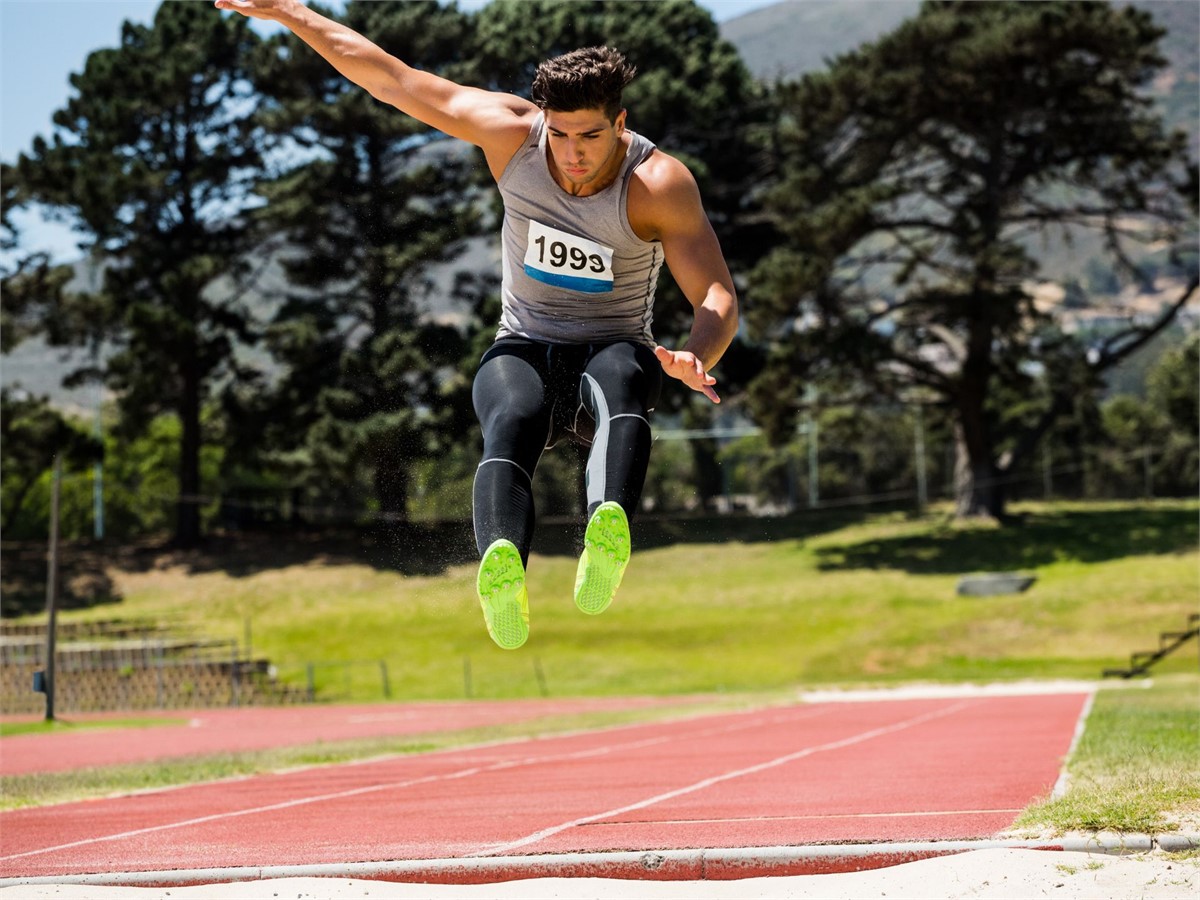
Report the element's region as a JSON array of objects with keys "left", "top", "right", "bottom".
[{"left": 0, "top": 0, "right": 777, "bottom": 261}]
